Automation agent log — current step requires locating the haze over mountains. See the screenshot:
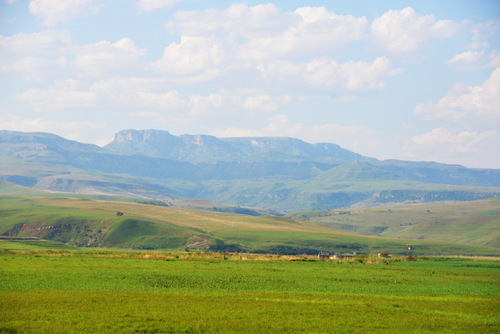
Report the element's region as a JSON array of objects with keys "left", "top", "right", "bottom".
[{"left": 1, "top": 129, "right": 499, "bottom": 213}]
